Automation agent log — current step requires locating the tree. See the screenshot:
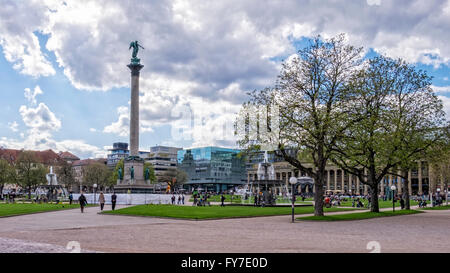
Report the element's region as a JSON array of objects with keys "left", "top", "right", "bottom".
[
  {"left": 111, "top": 159, "right": 124, "bottom": 183},
  {"left": 160, "top": 169, "right": 188, "bottom": 192},
  {"left": 236, "top": 34, "right": 363, "bottom": 216},
  {"left": 143, "top": 162, "right": 156, "bottom": 183},
  {"left": 16, "top": 151, "right": 47, "bottom": 199},
  {"left": 56, "top": 160, "right": 76, "bottom": 192},
  {"left": 0, "top": 159, "right": 15, "bottom": 199},
  {"left": 330, "top": 56, "right": 446, "bottom": 212},
  {"left": 82, "top": 163, "right": 113, "bottom": 192},
  {"left": 426, "top": 133, "right": 450, "bottom": 206}
]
